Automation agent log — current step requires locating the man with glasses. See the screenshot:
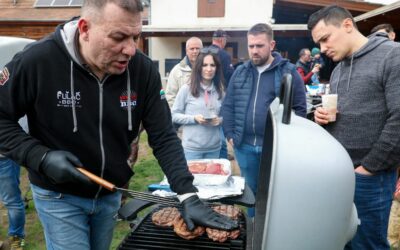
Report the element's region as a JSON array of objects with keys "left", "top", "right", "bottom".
[
  {"left": 166, "top": 37, "right": 203, "bottom": 108},
  {"left": 221, "top": 23, "right": 307, "bottom": 217}
]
